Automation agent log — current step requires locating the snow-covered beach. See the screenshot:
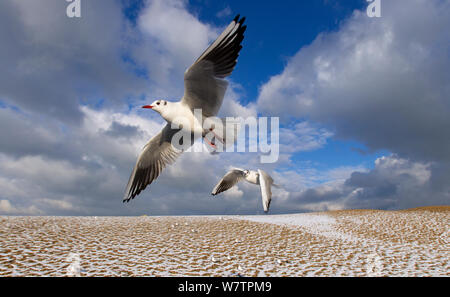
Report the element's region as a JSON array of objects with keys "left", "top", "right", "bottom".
[{"left": 0, "top": 207, "right": 448, "bottom": 277}]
